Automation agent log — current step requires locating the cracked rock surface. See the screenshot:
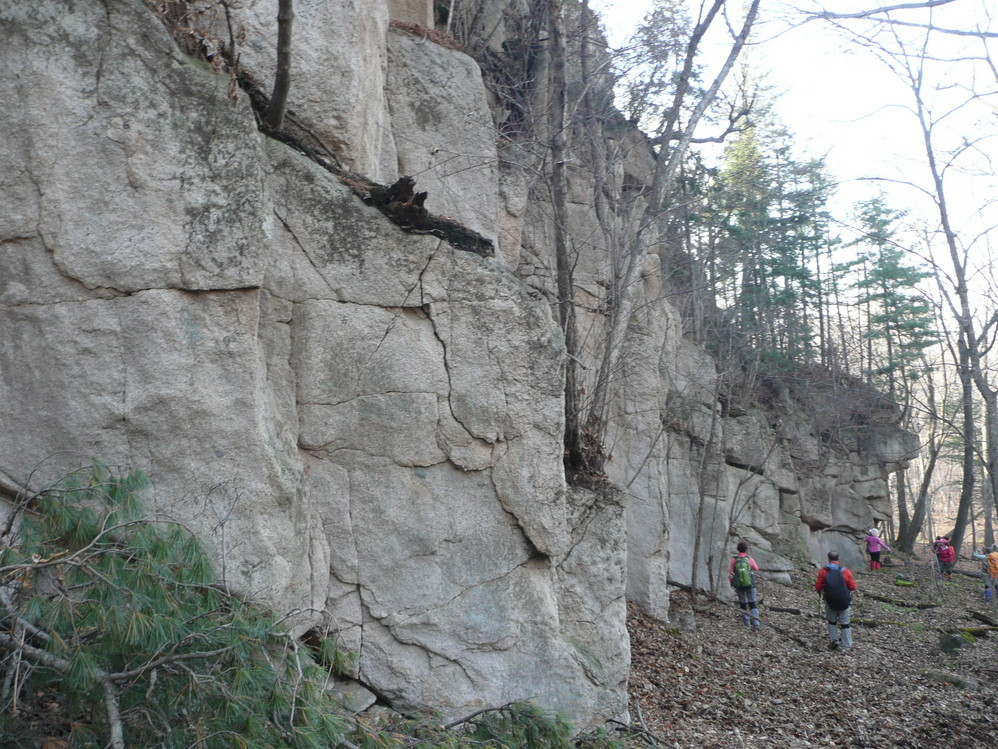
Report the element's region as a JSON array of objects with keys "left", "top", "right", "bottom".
[{"left": 0, "top": 0, "right": 626, "bottom": 728}]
